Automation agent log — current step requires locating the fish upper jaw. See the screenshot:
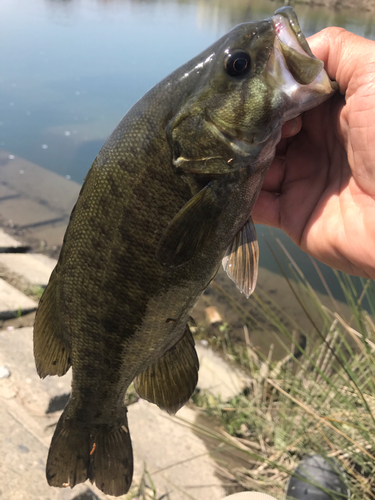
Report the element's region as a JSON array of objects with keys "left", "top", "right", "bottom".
[
  {"left": 268, "top": 10, "right": 338, "bottom": 120},
  {"left": 273, "top": 7, "right": 314, "bottom": 58}
]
